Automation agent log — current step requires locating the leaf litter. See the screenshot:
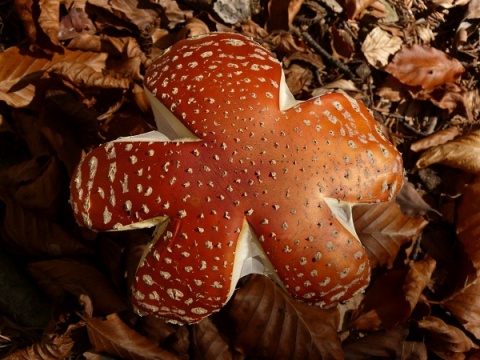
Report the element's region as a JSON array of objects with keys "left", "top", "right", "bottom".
[{"left": 0, "top": 0, "right": 480, "bottom": 358}]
